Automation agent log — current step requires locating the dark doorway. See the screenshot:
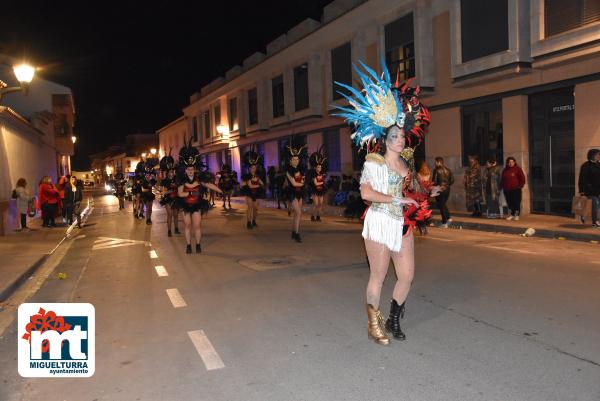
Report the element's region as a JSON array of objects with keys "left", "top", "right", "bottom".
[{"left": 529, "top": 88, "right": 575, "bottom": 215}]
